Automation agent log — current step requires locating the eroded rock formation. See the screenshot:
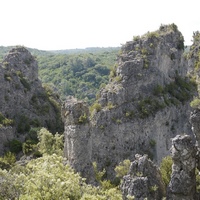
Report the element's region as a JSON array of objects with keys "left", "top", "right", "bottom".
[
  {"left": 62, "top": 97, "right": 94, "bottom": 182},
  {"left": 167, "top": 135, "right": 197, "bottom": 200},
  {"left": 0, "top": 47, "right": 63, "bottom": 154},
  {"left": 121, "top": 154, "right": 165, "bottom": 200},
  {"left": 62, "top": 24, "right": 196, "bottom": 181}
]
